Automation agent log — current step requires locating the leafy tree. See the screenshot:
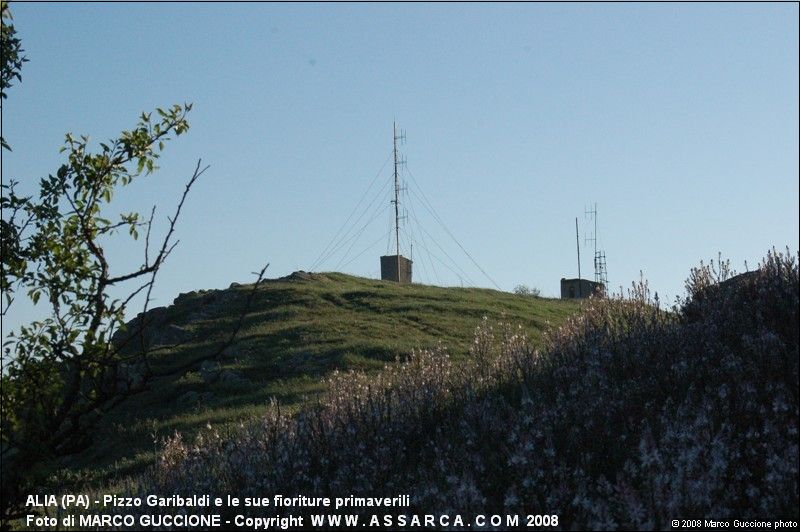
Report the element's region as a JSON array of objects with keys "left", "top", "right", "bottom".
[
  {"left": 0, "top": 3, "right": 267, "bottom": 523},
  {"left": 0, "top": 0, "right": 26, "bottom": 152},
  {"left": 2, "top": 102, "right": 197, "bottom": 445}
]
